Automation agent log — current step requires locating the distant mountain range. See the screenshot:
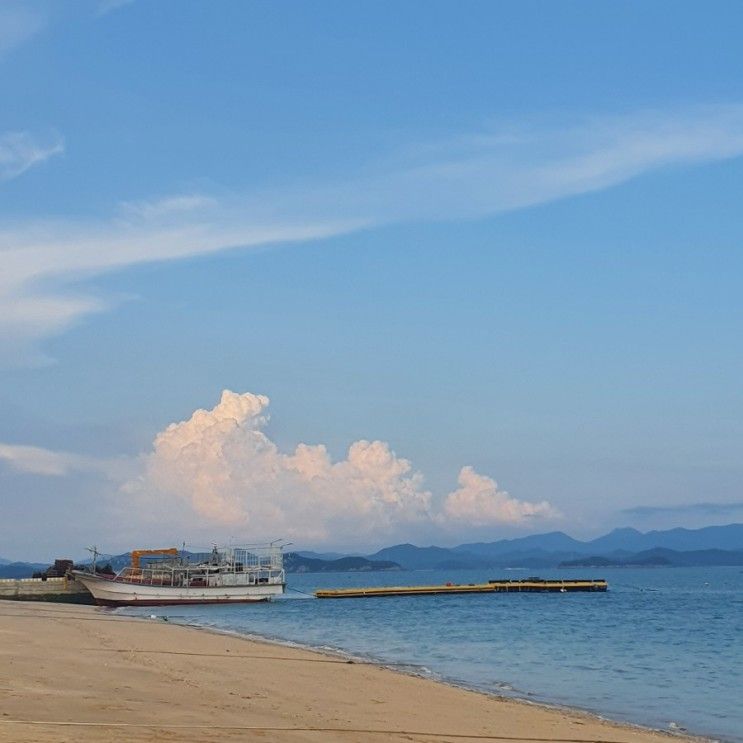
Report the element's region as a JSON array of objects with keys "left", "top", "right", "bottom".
[
  {"left": 454, "top": 523, "right": 743, "bottom": 557},
  {"left": 366, "top": 523, "right": 743, "bottom": 570},
  {"left": 2, "top": 523, "right": 743, "bottom": 577}
]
